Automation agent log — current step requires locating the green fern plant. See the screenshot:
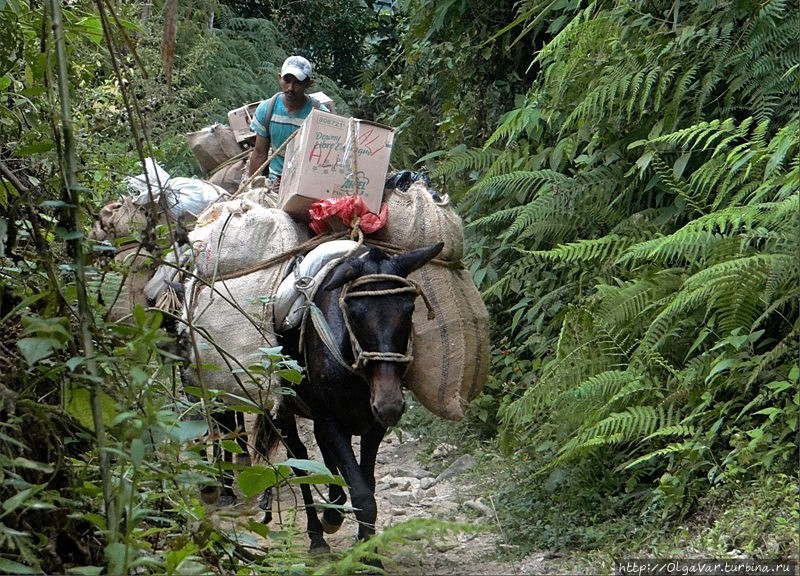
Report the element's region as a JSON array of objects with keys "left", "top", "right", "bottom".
[{"left": 456, "top": 0, "right": 800, "bottom": 526}]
